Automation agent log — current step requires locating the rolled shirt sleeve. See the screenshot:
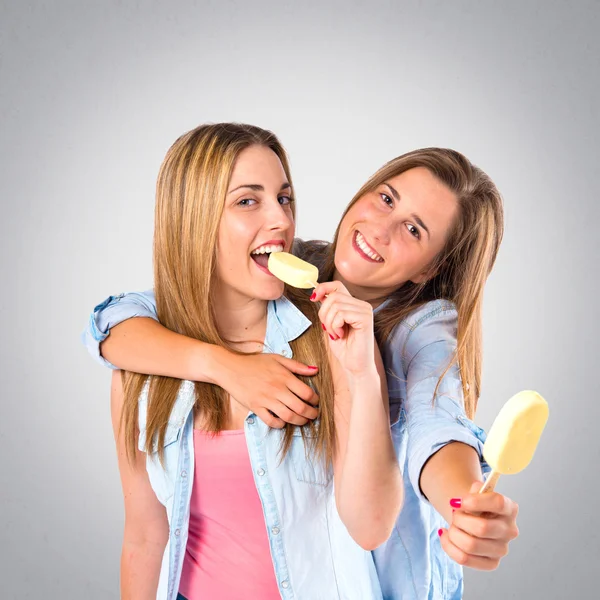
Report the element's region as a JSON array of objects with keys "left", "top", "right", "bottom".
[
  {"left": 397, "top": 301, "right": 490, "bottom": 501},
  {"left": 80, "top": 290, "right": 158, "bottom": 369}
]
